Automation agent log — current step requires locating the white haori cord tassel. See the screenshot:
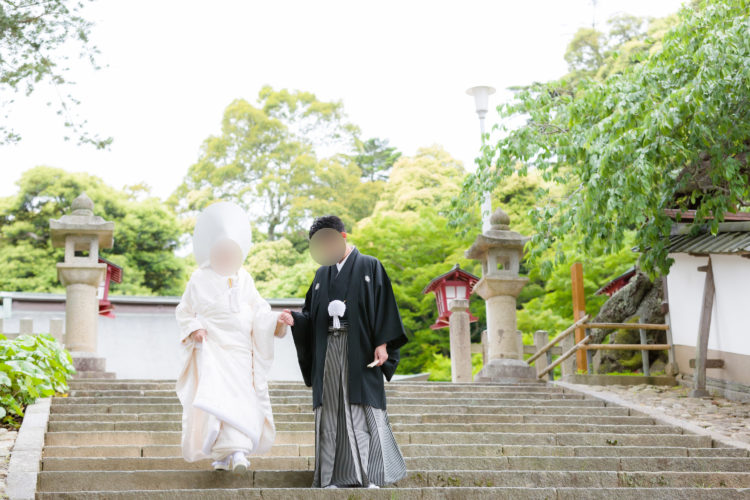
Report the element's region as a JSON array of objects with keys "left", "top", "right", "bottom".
[{"left": 328, "top": 300, "right": 346, "bottom": 329}]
